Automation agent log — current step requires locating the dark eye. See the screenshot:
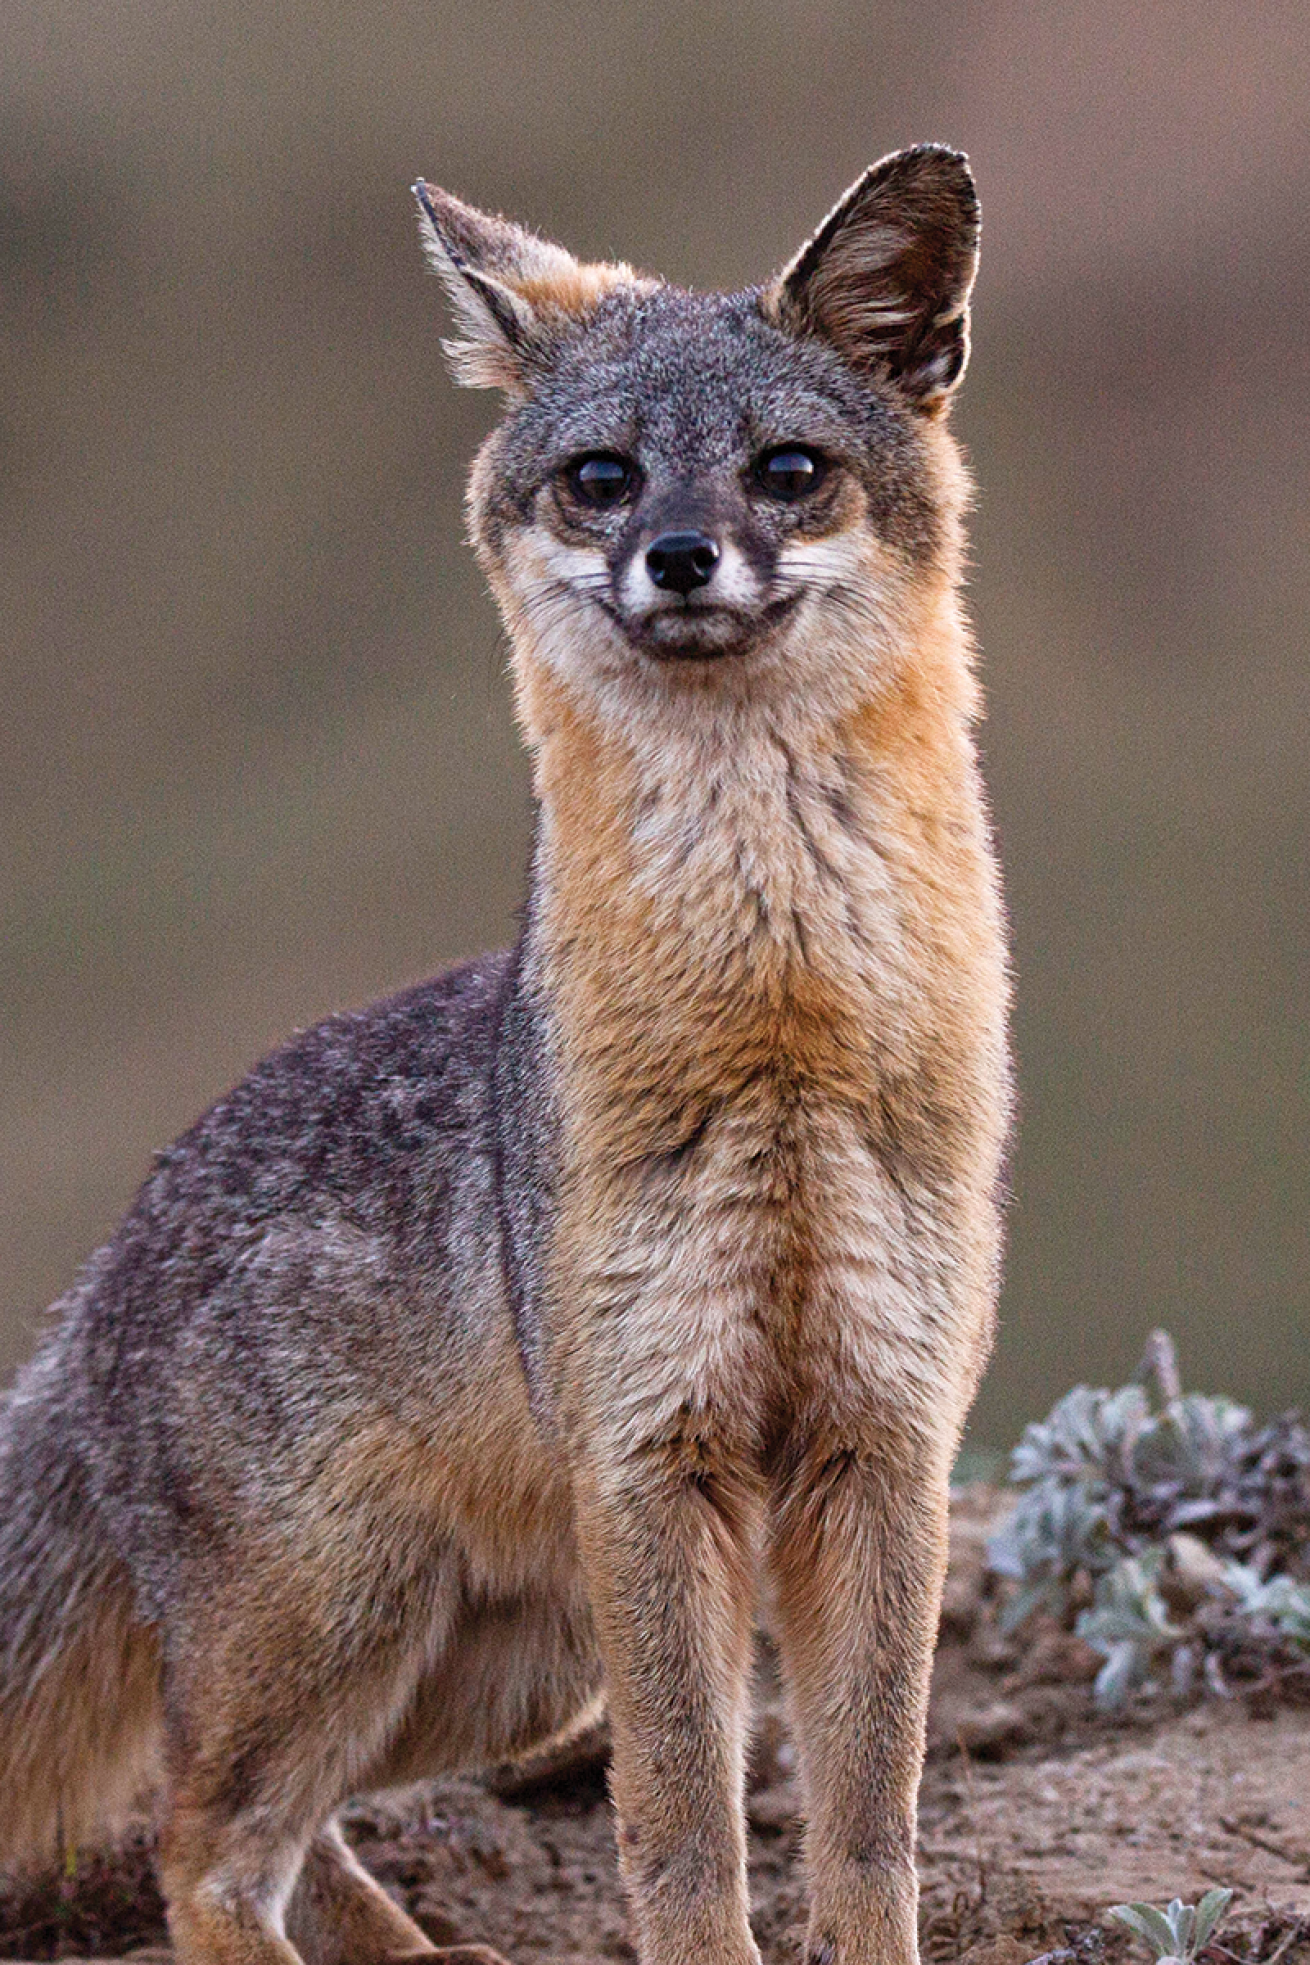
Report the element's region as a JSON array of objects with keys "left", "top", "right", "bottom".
[
  {"left": 564, "top": 452, "right": 637, "bottom": 509},
  {"left": 756, "top": 445, "right": 825, "bottom": 502}
]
